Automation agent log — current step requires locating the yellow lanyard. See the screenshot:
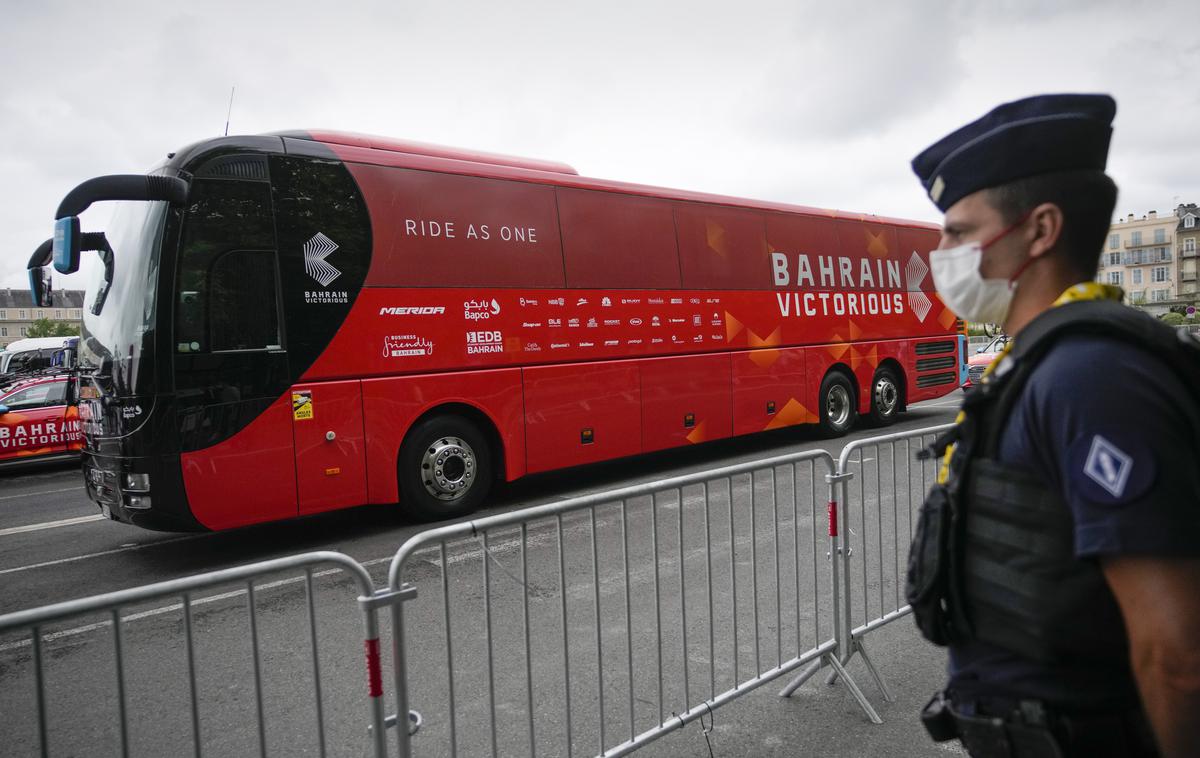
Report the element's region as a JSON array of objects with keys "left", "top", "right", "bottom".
[{"left": 936, "top": 282, "right": 1125, "bottom": 483}]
